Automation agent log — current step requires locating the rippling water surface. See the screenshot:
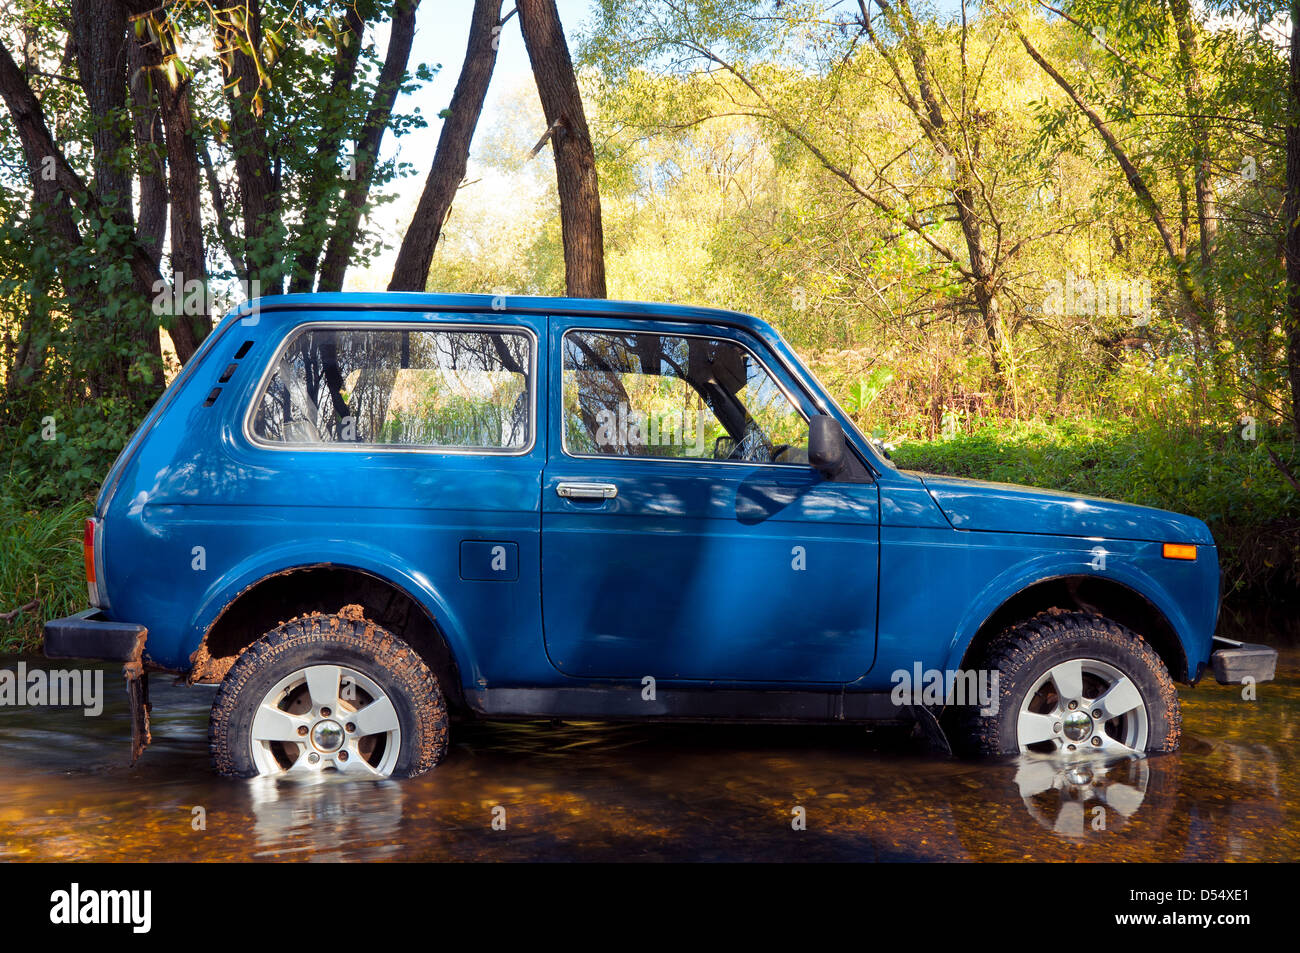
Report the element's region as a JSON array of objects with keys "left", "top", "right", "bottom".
[{"left": 1, "top": 610, "right": 1295, "bottom": 861}]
